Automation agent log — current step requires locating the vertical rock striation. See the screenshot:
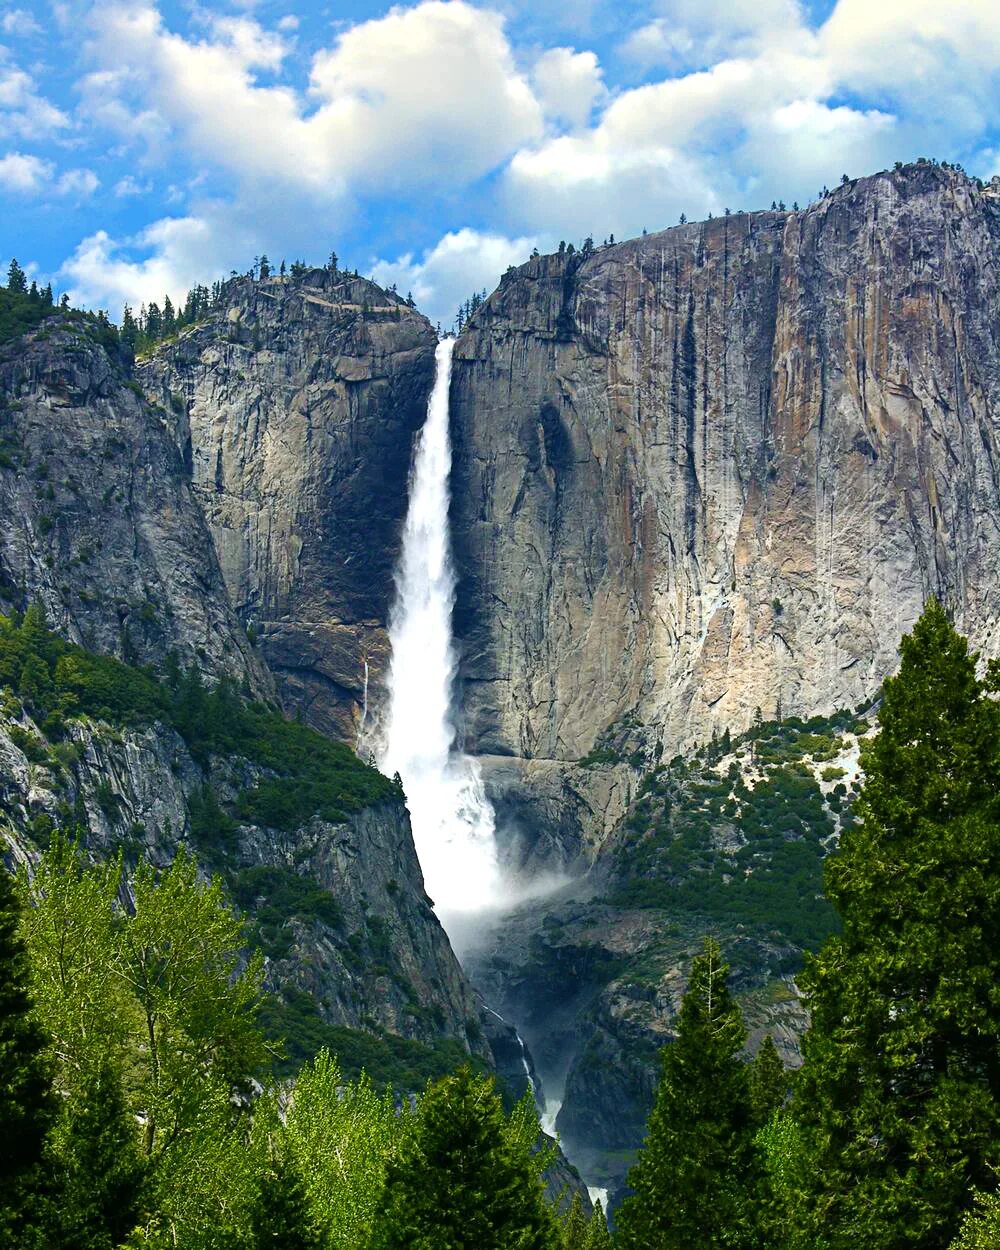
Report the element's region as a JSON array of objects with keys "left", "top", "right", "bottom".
[
  {"left": 138, "top": 270, "right": 437, "bottom": 741},
  {"left": 450, "top": 164, "right": 1000, "bottom": 788},
  {"left": 0, "top": 321, "right": 265, "bottom": 691}
]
